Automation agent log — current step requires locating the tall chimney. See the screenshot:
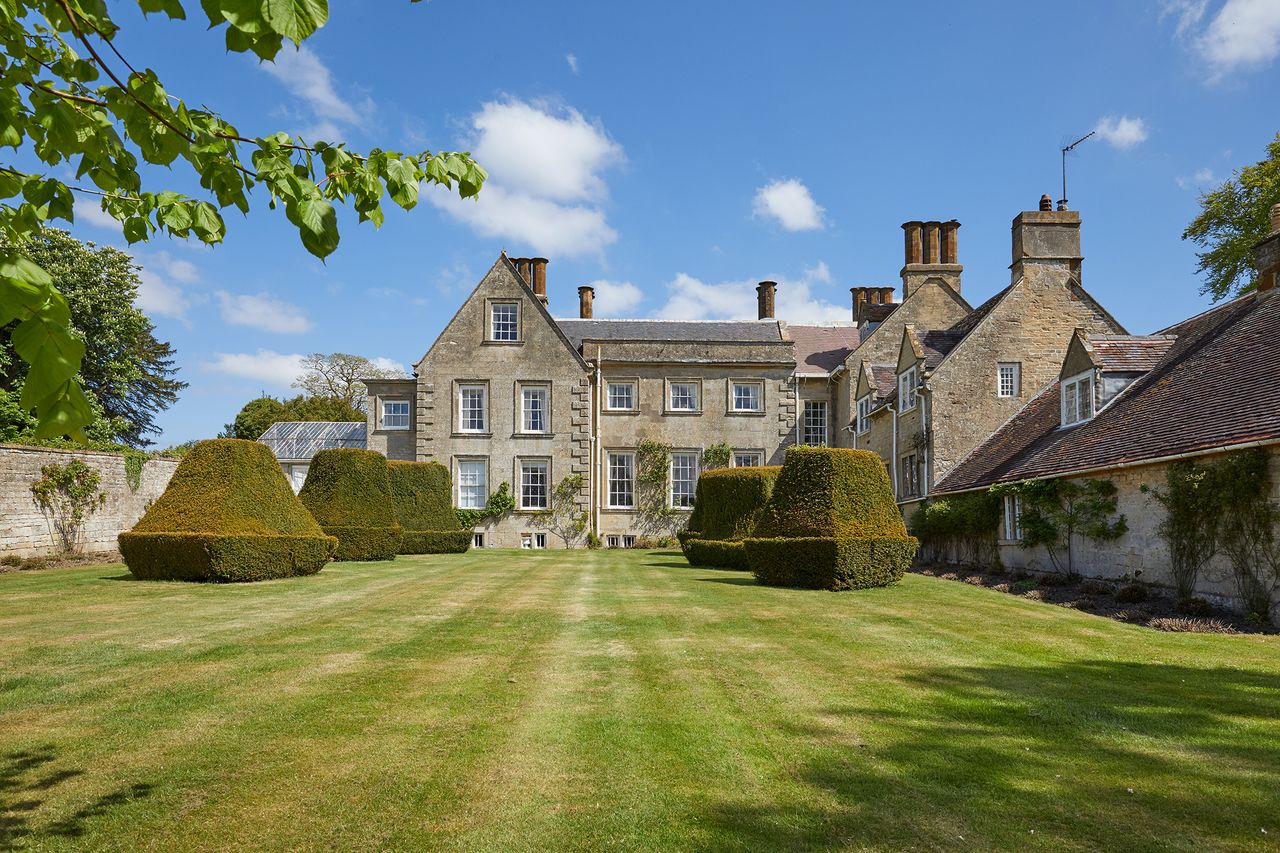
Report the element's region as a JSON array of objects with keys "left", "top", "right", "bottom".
[
  {"left": 851, "top": 287, "right": 868, "bottom": 324},
  {"left": 1254, "top": 203, "right": 1280, "bottom": 297},
  {"left": 756, "top": 280, "right": 777, "bottom": 320},
  {"left": 1010, "top": 195, "right": 1082, "bottom": 284},
  {"left": 901, "top": 219, "right": 962, "bottom": 298},
  {"left": 529, "top": 257, "right": 549, "bottom": 305},
  {"left": 513, "top": 257, "right": 531, "bottom": 286},
  {"left": 578, "top": 285, "right": 595, "bottom": 318}
]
